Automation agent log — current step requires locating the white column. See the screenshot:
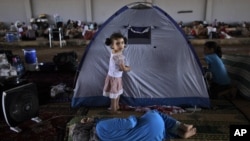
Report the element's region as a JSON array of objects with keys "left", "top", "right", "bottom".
[
  {"left": 24, "top": 0, "right": 32, "bottom": 22},
  {"left": 204, "top": 0, "right": 214, "bottom": 24},
  {"left": 85, "top": 0, "right": 93, "bottom": 22}
]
